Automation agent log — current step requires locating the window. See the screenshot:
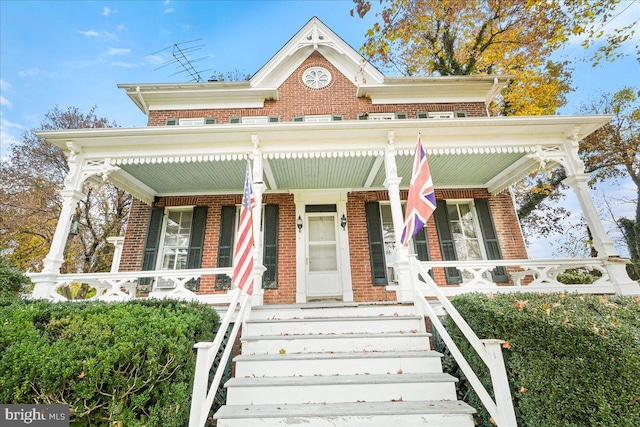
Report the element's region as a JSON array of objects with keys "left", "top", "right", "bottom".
[
  {"left": 215, "top": 204, "right": 280, "bottom": 290},
  {"left": 446, "top": 202, "right": 484, "bottom": 263},
  {"left": 428, "top": 112, "right": 455, "bottom": 119},
  {"left": 357, "top": 113, "right": 408, "bottom": 121},
  {"left": 366, "top": 202, "right": 430, "bottom": 285},
  {"left": 293, "top": 114, "right": 343, "bottom": 122},
  {"left": 417, "top": 112, "right": 463, "bottom": 119},
  {"left": 368, "top": 113, "right": 395, "bottom": 120},
  {"left": 166, "top": 118, "right": 217, "bottom": 126},
  {"left": 231, "top": 116, "right": 281, "bottom": 124},
  {"left": 303, "top": 66, "right": 332, "bottom": 89},
  {"left": 158, "top": 209, "right": 192, "bottom": 272}
]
